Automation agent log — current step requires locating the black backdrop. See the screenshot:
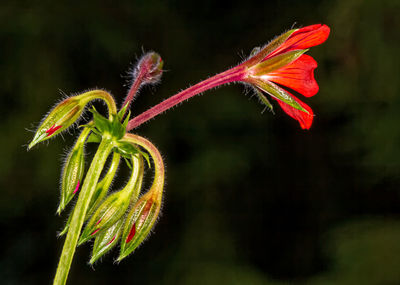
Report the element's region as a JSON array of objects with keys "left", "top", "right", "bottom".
[{"left": 1, "top": 0, "right": 400, "bottom": 284}]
